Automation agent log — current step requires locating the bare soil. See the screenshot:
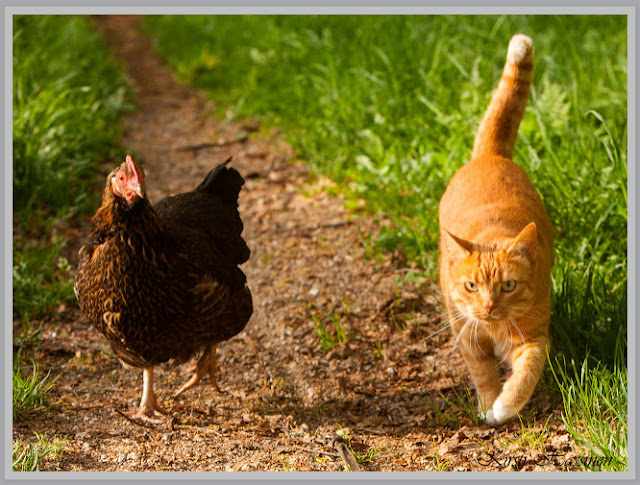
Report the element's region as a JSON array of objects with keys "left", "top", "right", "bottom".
[{"left": 13, "top": 15, "right": 582, "bottom": 473}]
